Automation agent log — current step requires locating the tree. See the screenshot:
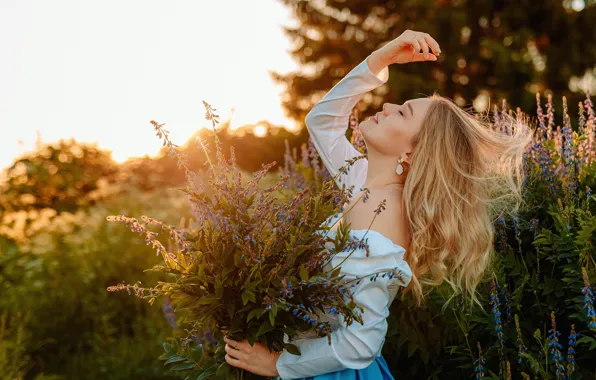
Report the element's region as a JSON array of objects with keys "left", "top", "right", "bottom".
[
  {"left": 0, "top": 139, "right": 119, "bottom": 213},
  {"left": 272, "top": 0, "right": 596, "bottom": 124}
]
